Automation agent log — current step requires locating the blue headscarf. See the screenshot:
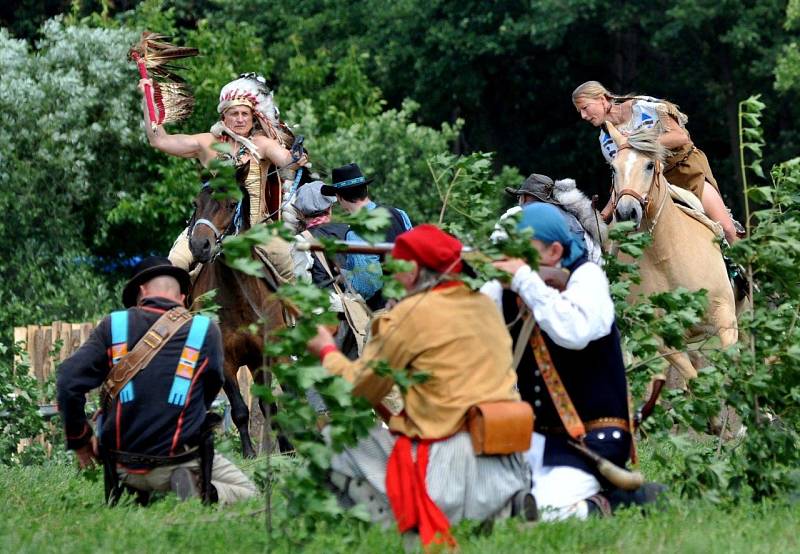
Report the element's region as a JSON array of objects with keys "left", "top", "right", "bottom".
[{"left": 517, "top": 203, "right": 588, "bottom": 271}]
